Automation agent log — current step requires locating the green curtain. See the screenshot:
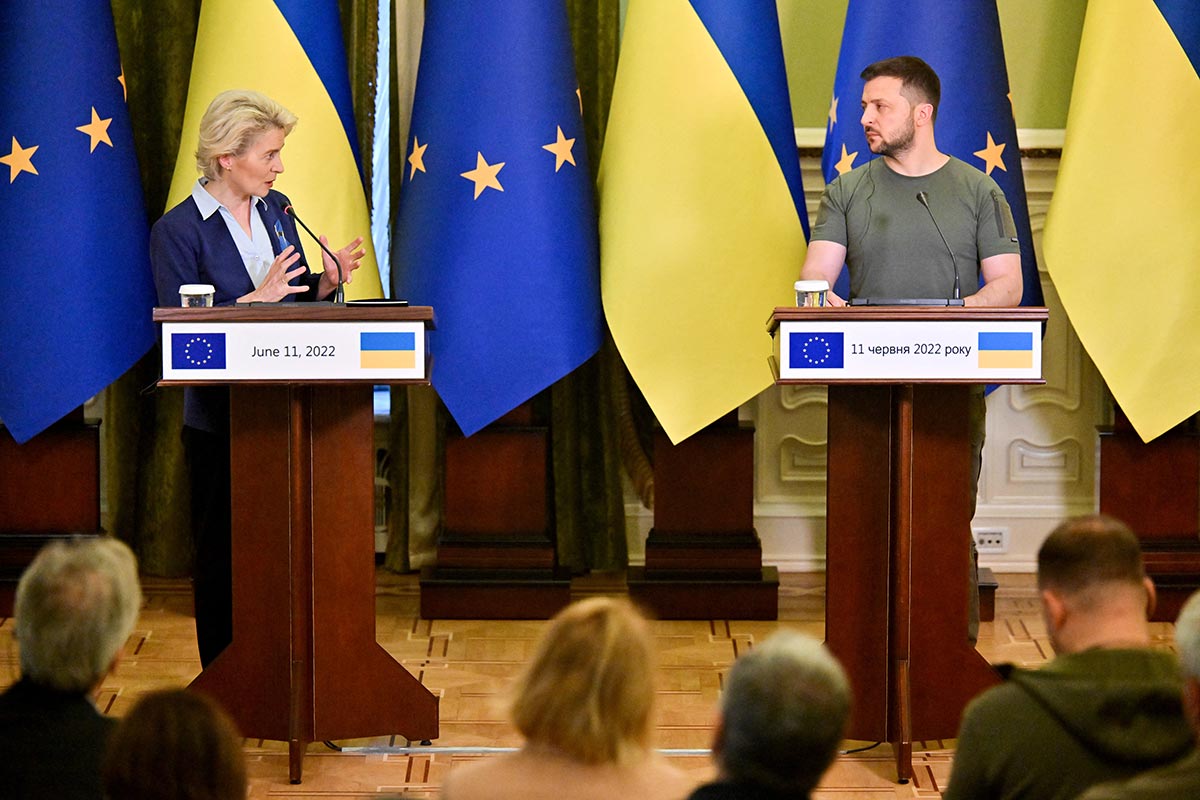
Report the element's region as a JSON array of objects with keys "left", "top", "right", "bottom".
[
  {"left": 105, "top": 0, "right": 378, "bottom": 575},
  {"left": 554, "top": 0, "right": 626, "bottom": 572}
]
